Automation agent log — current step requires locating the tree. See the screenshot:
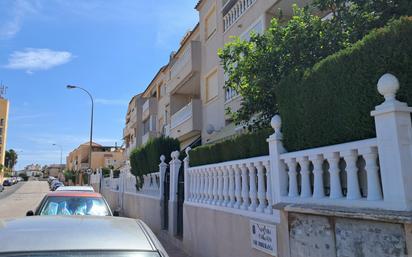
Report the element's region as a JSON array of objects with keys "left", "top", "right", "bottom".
[
  {"left": 5, "top": 149, "right": 18, "bottom": 170},
  {"left": 218, "top": 0, "right": 412, "bottom": 129}
]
